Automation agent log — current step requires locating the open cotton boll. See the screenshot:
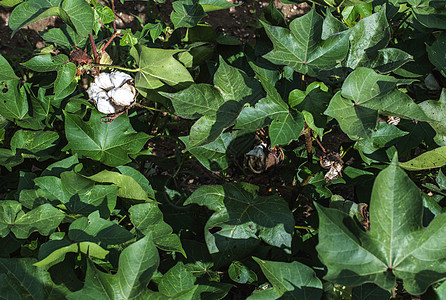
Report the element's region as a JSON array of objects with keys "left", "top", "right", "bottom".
[
  {"left": 110, "top": 71, "right": 132, "bottom": 88},
  {"left": 95, "top": 92, "right": 118, "bottom": 114},
  {"left": 95, "top": 73, "right": 114, "bottom": 91},
  {"left": 87, "top": 84, "right": 103, "bottom": 99},
  {"left": 108, "top": 86, "right": 135, "bottom": 106}
]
